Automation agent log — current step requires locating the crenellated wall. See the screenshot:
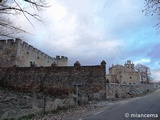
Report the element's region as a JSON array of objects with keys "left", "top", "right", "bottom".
[
  {"left": 0, "top": 39, "right": 18, "bottom": 67},
  {"left": 0, "top": 39, "right": 68, "bottom": 67}
]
